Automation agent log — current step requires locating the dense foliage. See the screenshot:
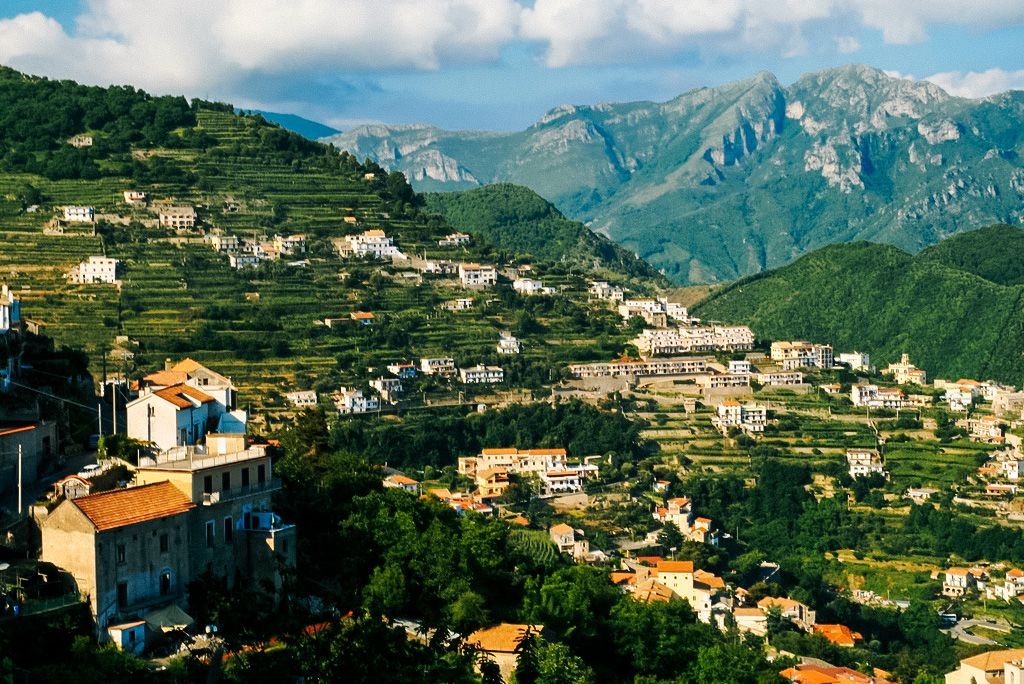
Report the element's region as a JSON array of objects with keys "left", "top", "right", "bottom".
[
  {"left": 695, "top": 227, "right": 1024, "bottom": 385},
  {"left": 425, "top": 183, "right": 666, "bottom": 284}
]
